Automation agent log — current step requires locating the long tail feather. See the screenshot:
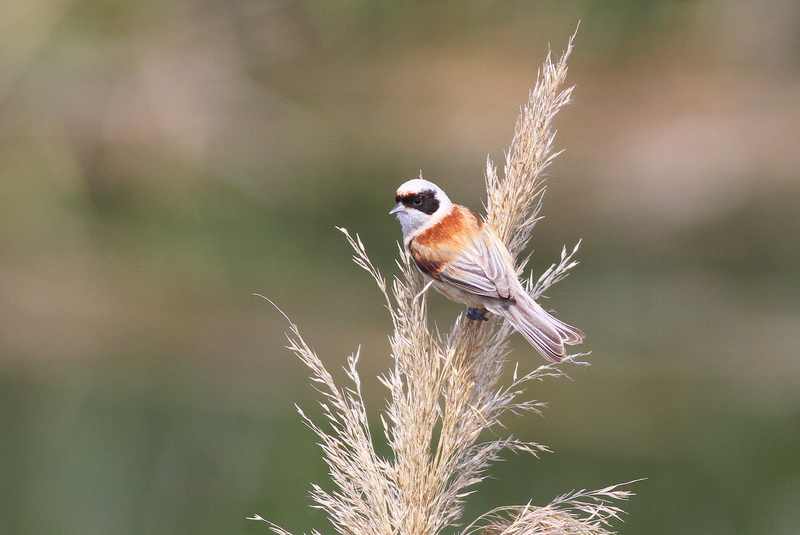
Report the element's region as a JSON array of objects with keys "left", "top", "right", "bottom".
[{"left": 491, "top": 295, "right": 584, "bottom": 362}]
